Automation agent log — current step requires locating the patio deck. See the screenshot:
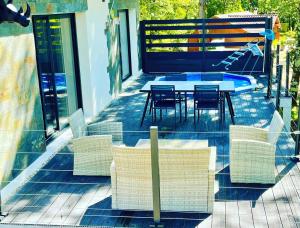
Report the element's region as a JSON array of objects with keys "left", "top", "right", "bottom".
[{"left": 1, "top": 75, "right": 299, "bottom": 228}]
